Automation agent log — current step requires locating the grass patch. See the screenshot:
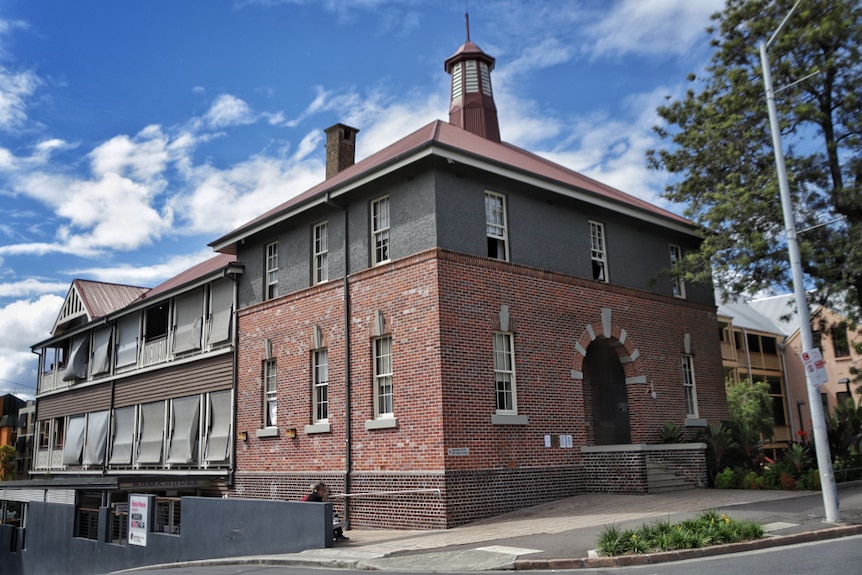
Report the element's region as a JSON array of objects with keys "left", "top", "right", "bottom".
[{"left": 595, "top": 509, "right": 765, "bottom": 557}]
